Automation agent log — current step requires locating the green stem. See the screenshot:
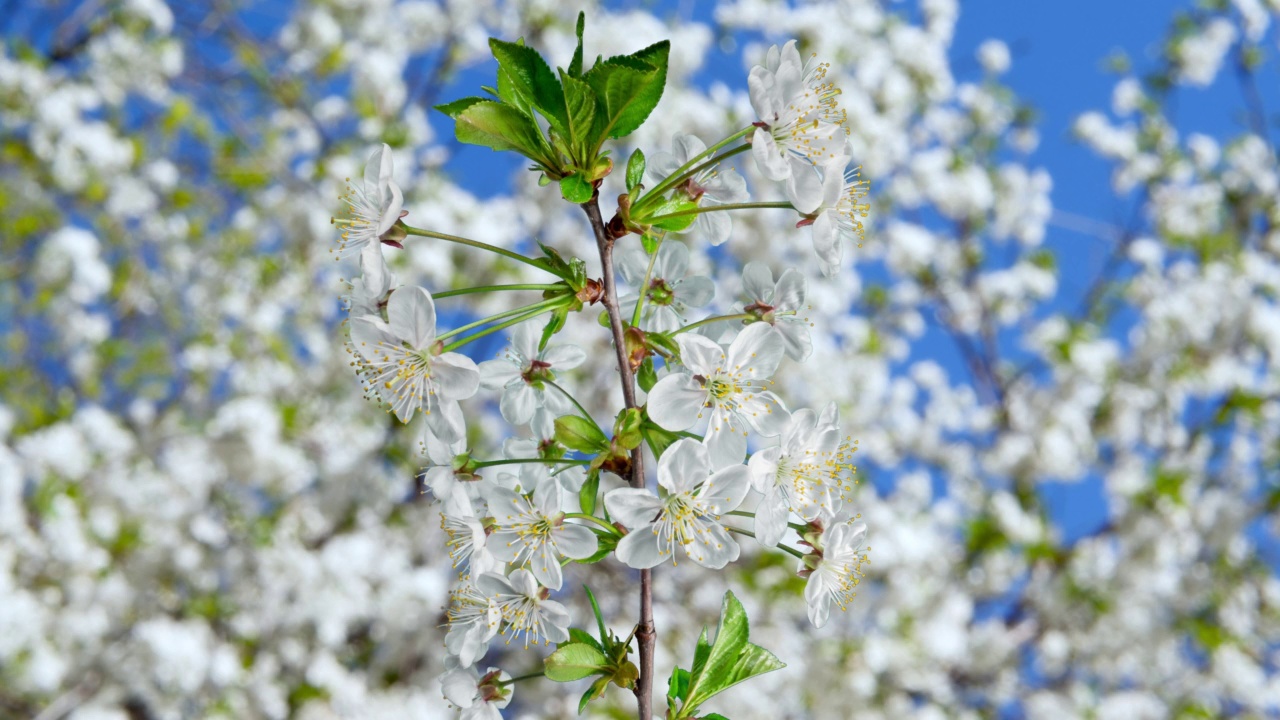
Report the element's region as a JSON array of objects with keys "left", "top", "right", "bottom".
[
  {"left": 564, "top": 512, "right": 622, "bottom": 536},
  {"left": 545, "top": 380, "right": 601, "bottom": 429},
  {"left": 474, "top": 457, "right": 590, "bottom": 469},
  {"left": 631, "top": 232, "right": 666, "bottom": 327},
  {"left": 437, "top": 297, "right": 567, "bottom": 343},
  {"left": 675, "top": 430, "right": 703, "bottom": 441},
  {"left": 402, "top": 225, "right": 564, "bottom": 277},
  {"left": 674, "top": 313, "right": 755, "bottom": 335},
  {"left": 723, "top": 525, "right": 805, "bottom": 559},
  {"left": 640, "top": 127, "right": 753, "bottom": 203},
  {"left": 498, "top": 671, "right": 546, "bottom": 686},
  {"left": 441, "top": 300, "right": 568, "bottom": 352},
  {"left": 645, "top": 201, "right": 795, "bottom": 225},
  {"left": 433, "top": 283, "right": 566, "bottom": 299}
]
